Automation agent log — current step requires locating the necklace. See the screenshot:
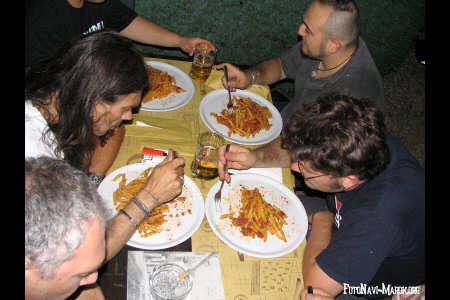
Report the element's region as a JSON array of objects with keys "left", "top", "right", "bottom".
[{"left": 312, "top": 49, "right": 355, "bottom": 78}]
